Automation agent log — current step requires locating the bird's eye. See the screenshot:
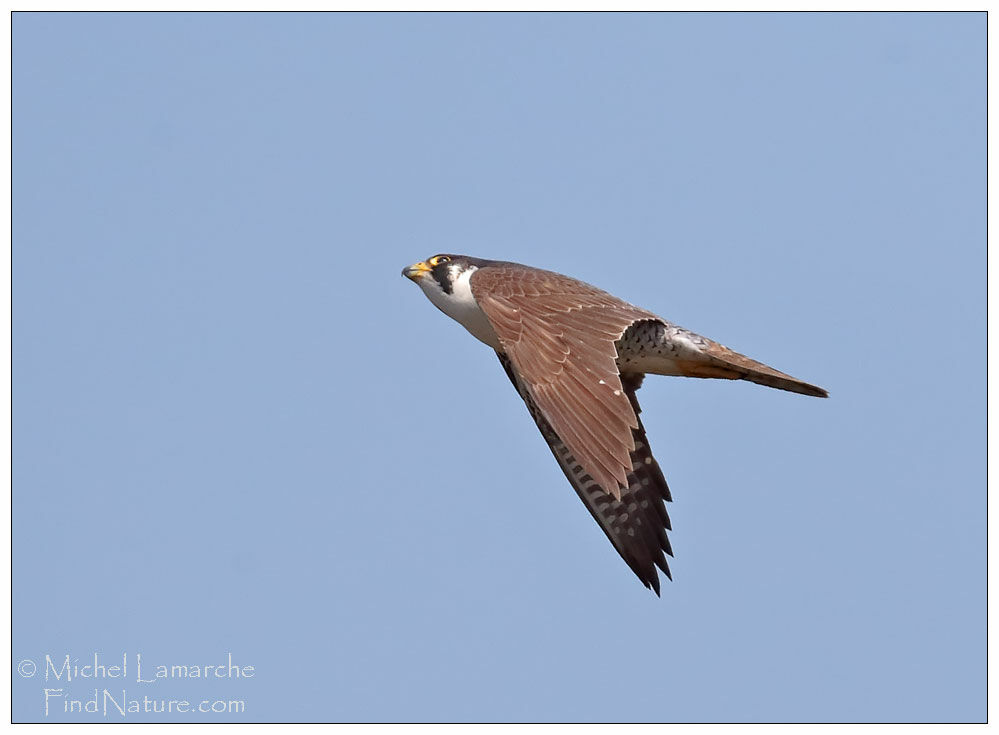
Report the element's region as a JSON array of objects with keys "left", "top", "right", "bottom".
[{"left": 432, "top": 255, "right": 450, "bottom": 266}]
